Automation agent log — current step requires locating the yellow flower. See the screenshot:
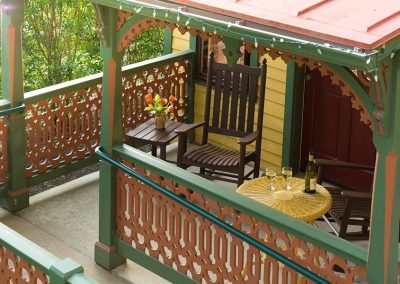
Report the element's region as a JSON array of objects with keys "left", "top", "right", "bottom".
[
  {"left": 154, "top": 94, "right": 161, "bottom": 103},
  {"left": 157, "top": 106, "right": 163, "bottom": 112},
  {"left": 144, "top": 106, "right": 153, "bottom": 111}
]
